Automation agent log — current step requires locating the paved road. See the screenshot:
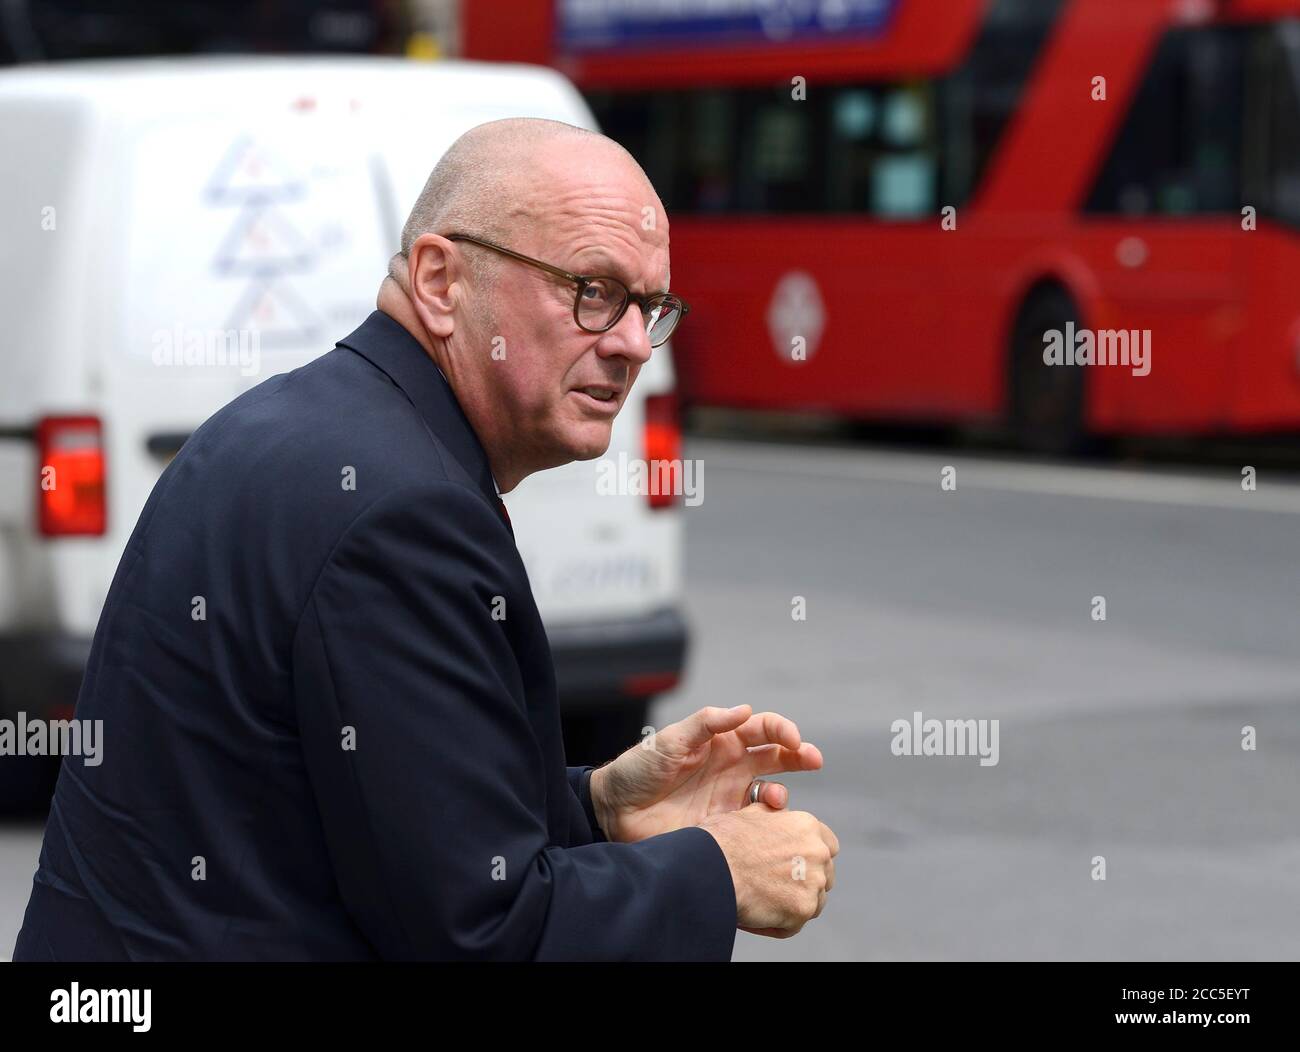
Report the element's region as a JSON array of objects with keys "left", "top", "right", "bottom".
[
  {"left": 3, "top": 438, "right": 1298, "bottom": 960},
  {"left": 656, "top": 438, "right": 1300, "bottom": 960}
]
